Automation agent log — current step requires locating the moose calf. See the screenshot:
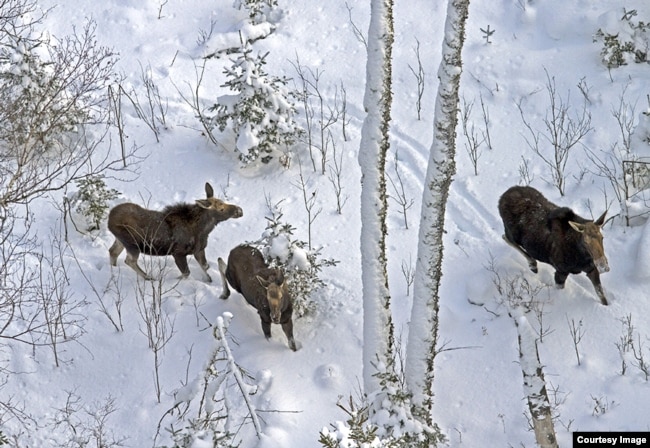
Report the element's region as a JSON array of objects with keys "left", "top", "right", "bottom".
[
  {"left": 218, "top": 245, "right": 297, "bottom": 351},
  {"left": 108, "top": 183, "right": 243, "bottom": 281}
]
